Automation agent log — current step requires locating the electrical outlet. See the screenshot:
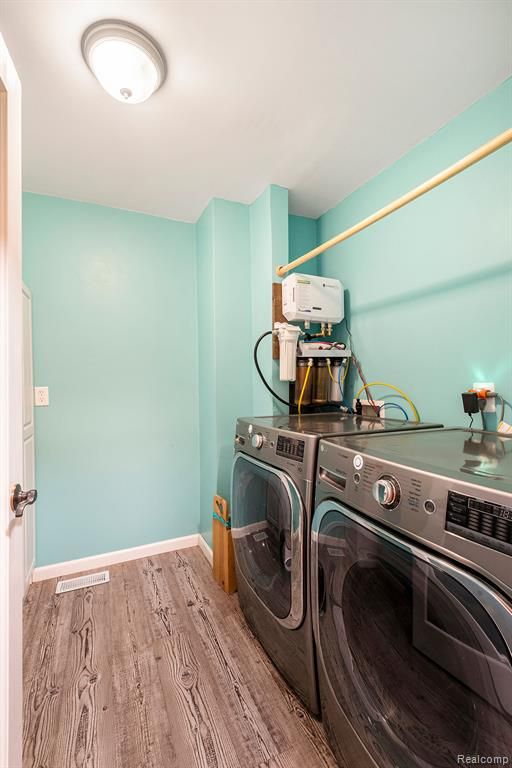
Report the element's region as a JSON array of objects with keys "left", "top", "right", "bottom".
[
  {"left": 473, "top": 382, "right": 495, "bottom": 413},
  {"left": 354, "top": 399, "right": 385, "bottom": 417},
  {"left": 34, "top": 386, "right": 49, "bottom": 407}
]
